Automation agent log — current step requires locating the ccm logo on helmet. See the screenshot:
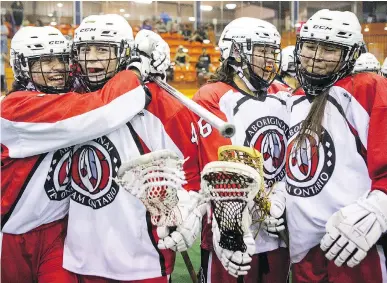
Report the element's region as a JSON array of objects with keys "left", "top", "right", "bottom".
[
  {"left": 49, "top": 41, "right": 65, "bottom": 44},
  {"left": 313, "top": 25, "right": 332, "bottom": 30},
  {"left": 80, "top": 28, "right": 96, "bottom": 32}
]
